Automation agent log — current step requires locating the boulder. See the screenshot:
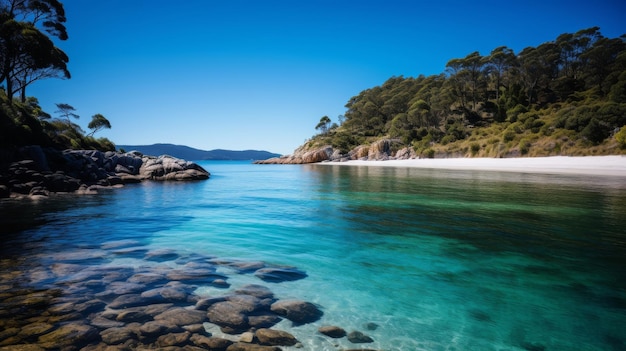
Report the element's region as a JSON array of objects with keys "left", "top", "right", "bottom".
[
  {"left": 190, "top": 334, "right": 233, "bottom": 350},
  {"left": 38, "top": 322, "right": 100, "bottom": 349},
  {"left": 254, "top": 267, "right": 307, "bottom": 283},
  {"left": 99, "top": 327, "right": 135, "bottom": 345},
  {"left": 255, "top": 328, "right": 298, "bottom": 346},
  {"left": 318, "top": 325, "right": 347, "bottom": 338},
  {"left": 270, "top": 300, "right": 323, "bottom": 324},
  {"left": 347, "top": 330, "right": 374, "bottom": 343},
  {"left": 154, "top": 307, "right": 207, "bottom": 326},
  {"left": 155, "top": 331, "right": 191, "bottom": 347},
  {"left": 206, "top": 301, "right": 250, "bottom": 333},
  {"left": 234, "top": 284, "right": 275, "bottom": 299}
]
